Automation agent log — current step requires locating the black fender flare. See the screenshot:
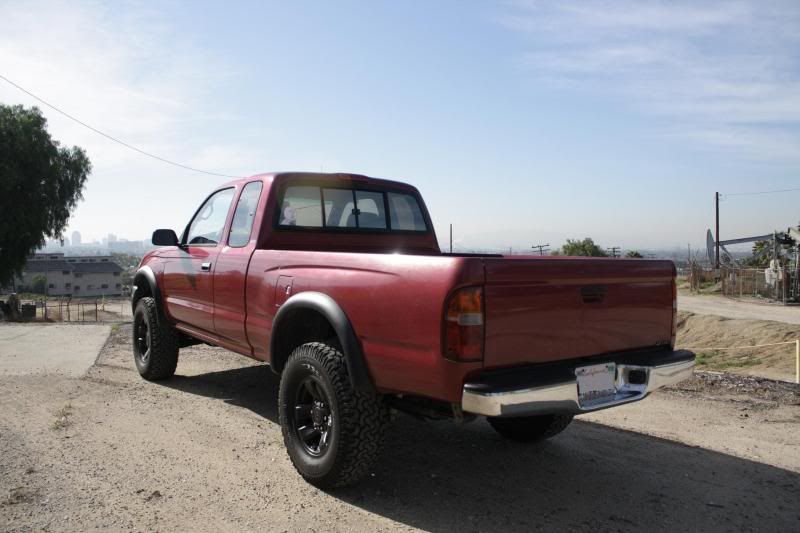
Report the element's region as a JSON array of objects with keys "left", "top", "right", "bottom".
[
  {"left": 131, "top": 266, "right": 164, "bottom": 319},
  {"left": 270, "top": 291, "right": 374, "bottom": 394}
]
